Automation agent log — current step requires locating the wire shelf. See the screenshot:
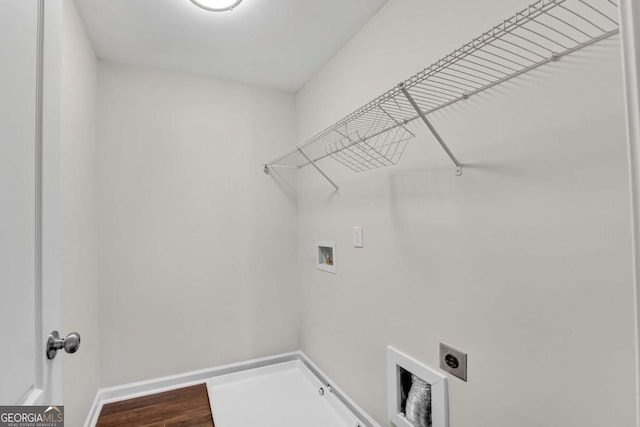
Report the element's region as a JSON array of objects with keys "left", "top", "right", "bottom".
[{"left": 264, "top": 0, "right": 620, "bottom": 180}]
